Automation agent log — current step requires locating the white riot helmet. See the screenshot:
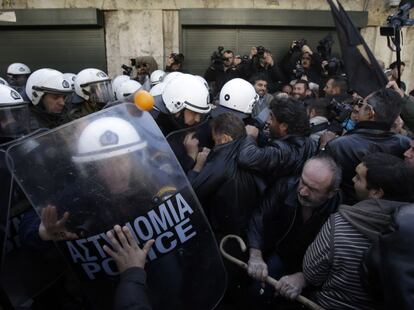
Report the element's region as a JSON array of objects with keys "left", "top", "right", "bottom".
[
  {"left": 112, "top": 75, "right": 130, "bottom": 98},
  {"left": 7, "top": 63, "right": 31, "bottom": 87},
  {"left": 0, "top": 84, "right": 30, "bottom": 138},
  {"left": 115, "top": 80, "right": 142, "bottom": 100},
  {"left": 25, "top": 69, "right": 73, "bottom": 106},
  {"left": 63, "top": 73, "right": 76, "bottom": 90},
  {"left": 0, "top": 77, "right": 9, "bottom": 86},
  {"left": 75, "top": 68, "right": 114, "bottom": 104},
  {"left": 162, "top": 74, "right": 211, "bottom": 114},
  {"left": 194, "top": 75, "right": 209, "bottom": 90},
  {"left": 7, "top": 63, "right": 31, "bottom": 75},
  {"left": 162, "top": 72, "right": 184, "bottom": 86},
  {"left": 149, "top": 82, "right": 166, "bottom": 97},
  {"left": 150, "top": 70, "right": 166, "bottom": 86},
  {"left": 218, "top": 78, "right": 259, "bottom": 115},
  {"left": 72, "top": 117, "right": 147, "bottom": 163}
]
